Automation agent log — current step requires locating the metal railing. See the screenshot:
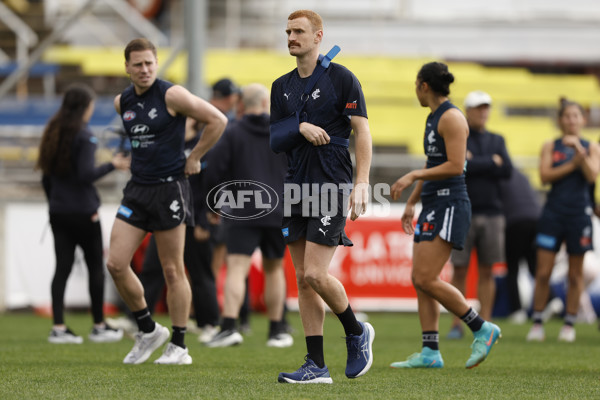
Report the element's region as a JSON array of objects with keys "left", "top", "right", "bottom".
[
  {"left": 0, "top": 0, "right": 173, "bottom": 100},
  {"left": 0, "top": 1, "right": 38, "bottom": 64}
]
